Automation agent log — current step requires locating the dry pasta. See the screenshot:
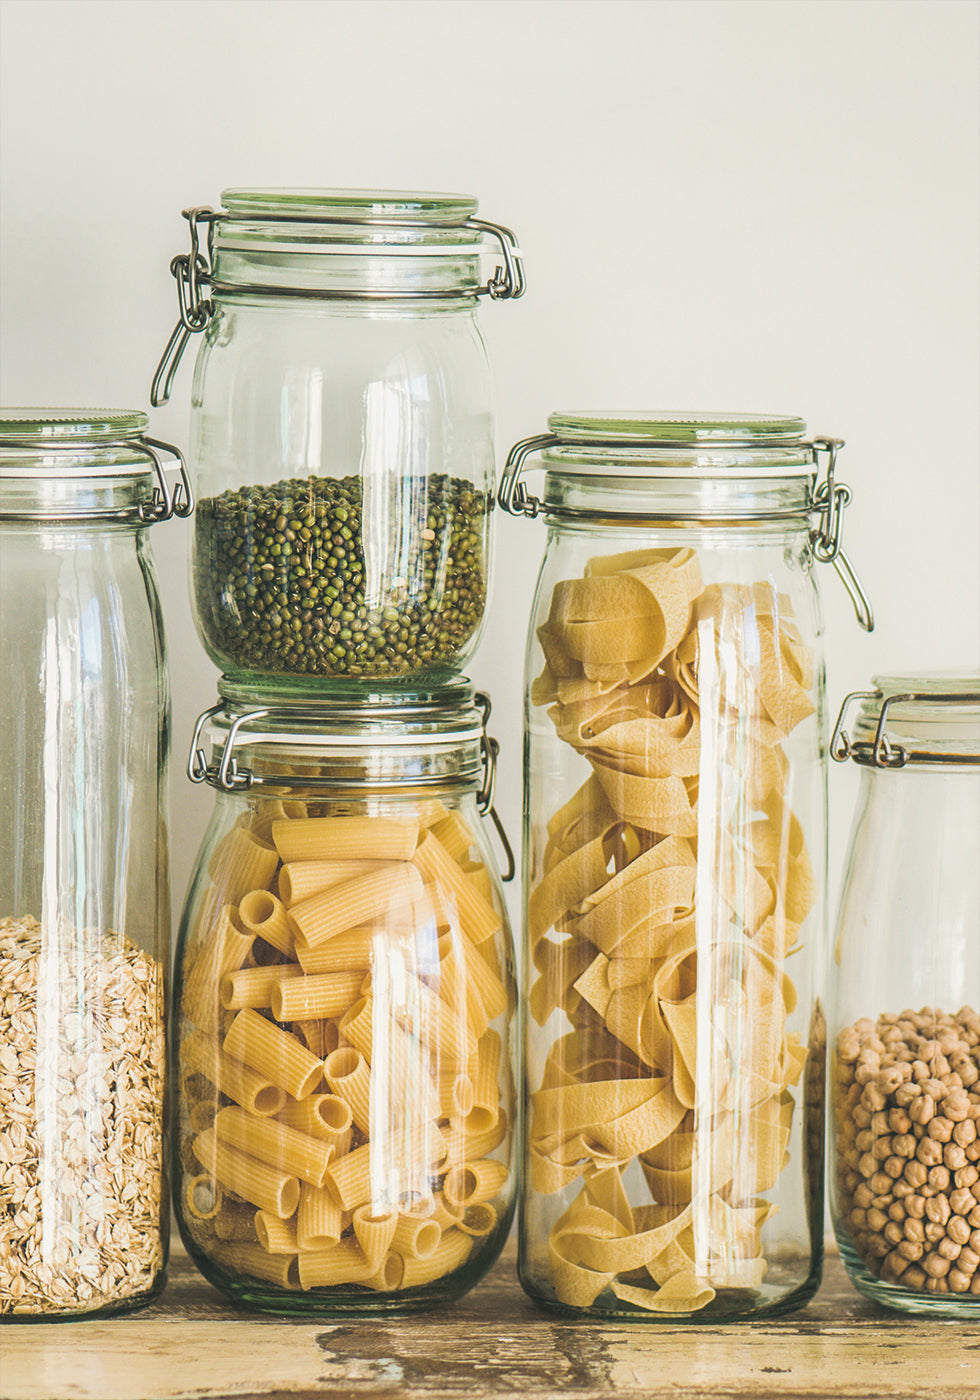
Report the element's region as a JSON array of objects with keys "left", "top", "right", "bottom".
[
  {"left": 526, "top": 545, "right": 815, "bottom": 1312},
  {"left": 177, "top": 801, "right": 514, "bottom": 1296}
]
